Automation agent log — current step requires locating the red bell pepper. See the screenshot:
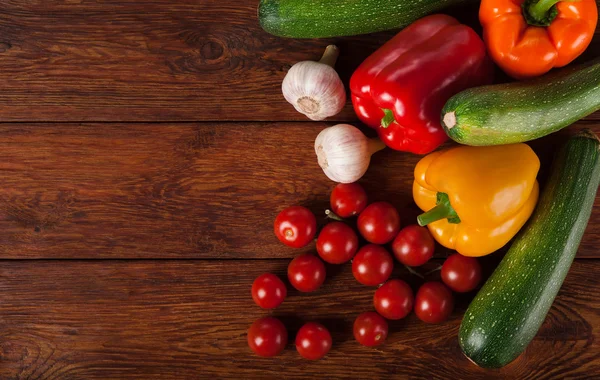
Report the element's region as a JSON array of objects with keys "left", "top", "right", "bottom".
[{"left": 350, "top": 14, "right": 493, "bottom": 155}]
